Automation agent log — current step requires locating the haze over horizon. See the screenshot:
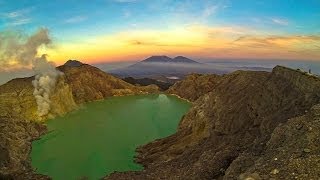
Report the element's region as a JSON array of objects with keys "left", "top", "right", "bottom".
[{"left": 0, "top": 0, "right": 319, "bottom": 66}]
